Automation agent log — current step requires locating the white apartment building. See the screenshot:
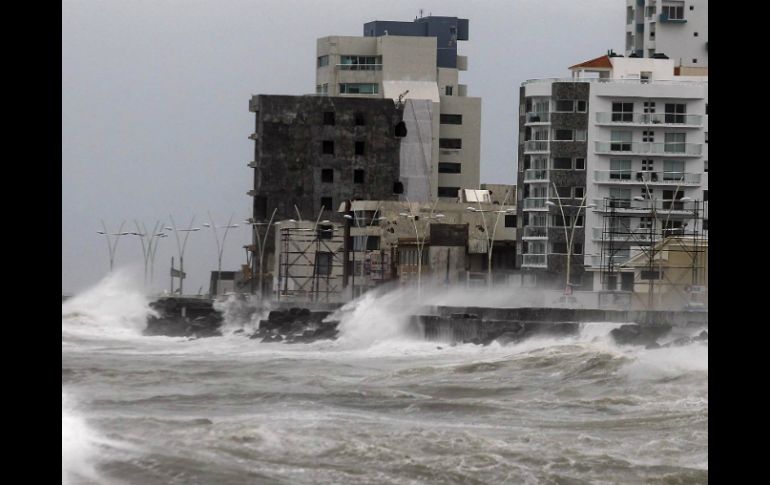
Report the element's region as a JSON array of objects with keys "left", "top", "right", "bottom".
[
  {"left": 315, "top": 16, "right": 481, "bottom": 202},
  {"left": 625, "top": 0, "right": 708, "bottom": 70},
  {"left": 517, "top": 54, "right": 707, "bottom": 292}
]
